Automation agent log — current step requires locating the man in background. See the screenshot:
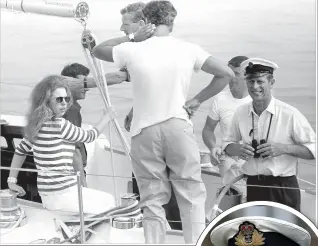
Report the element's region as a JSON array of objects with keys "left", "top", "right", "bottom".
[
  {"left": 202, "top": 56, "right": 251, "bottom": 204},
  {"left": 61, "top": 63, "right": 128, "bottom": 186}
]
